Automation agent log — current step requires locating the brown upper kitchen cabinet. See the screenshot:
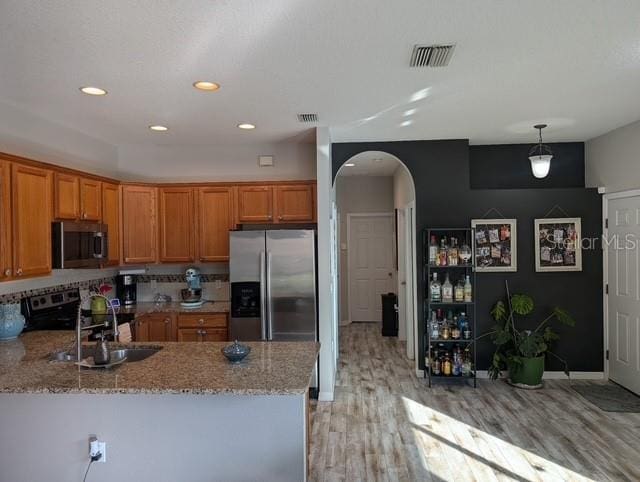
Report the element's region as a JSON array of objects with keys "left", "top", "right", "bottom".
[
  {"left": 80, "top": 178, "right": 102, "bottom": 221},
  {"left": 197, "top": 187, "right": 233, "bottom": 262},
  {"left": 53, "top": 174, "right": 102, "bottom": 221},
  {"left": 11, "top": 163, "right": 52, "bottom": 278},
  {"left": 101, "top": 182, "right": 120, "bottom": 266},
  {"left": 122, "top": 185, "right": 158, "bottom": 264},
  {"left": 53, "top": 173, "right": 80, "bottom": 220},
  {"left": 0, "top": 160, "right": 12, "bottom": 281},
  {"left": 275, "top": 184, "right": 315, "bottom": 222},
  {"left": 237, "top": 185, "right": 273, "bottom": 223},
  {"left": 159, "top": 187, "right": 196, "bottom": 263}
]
